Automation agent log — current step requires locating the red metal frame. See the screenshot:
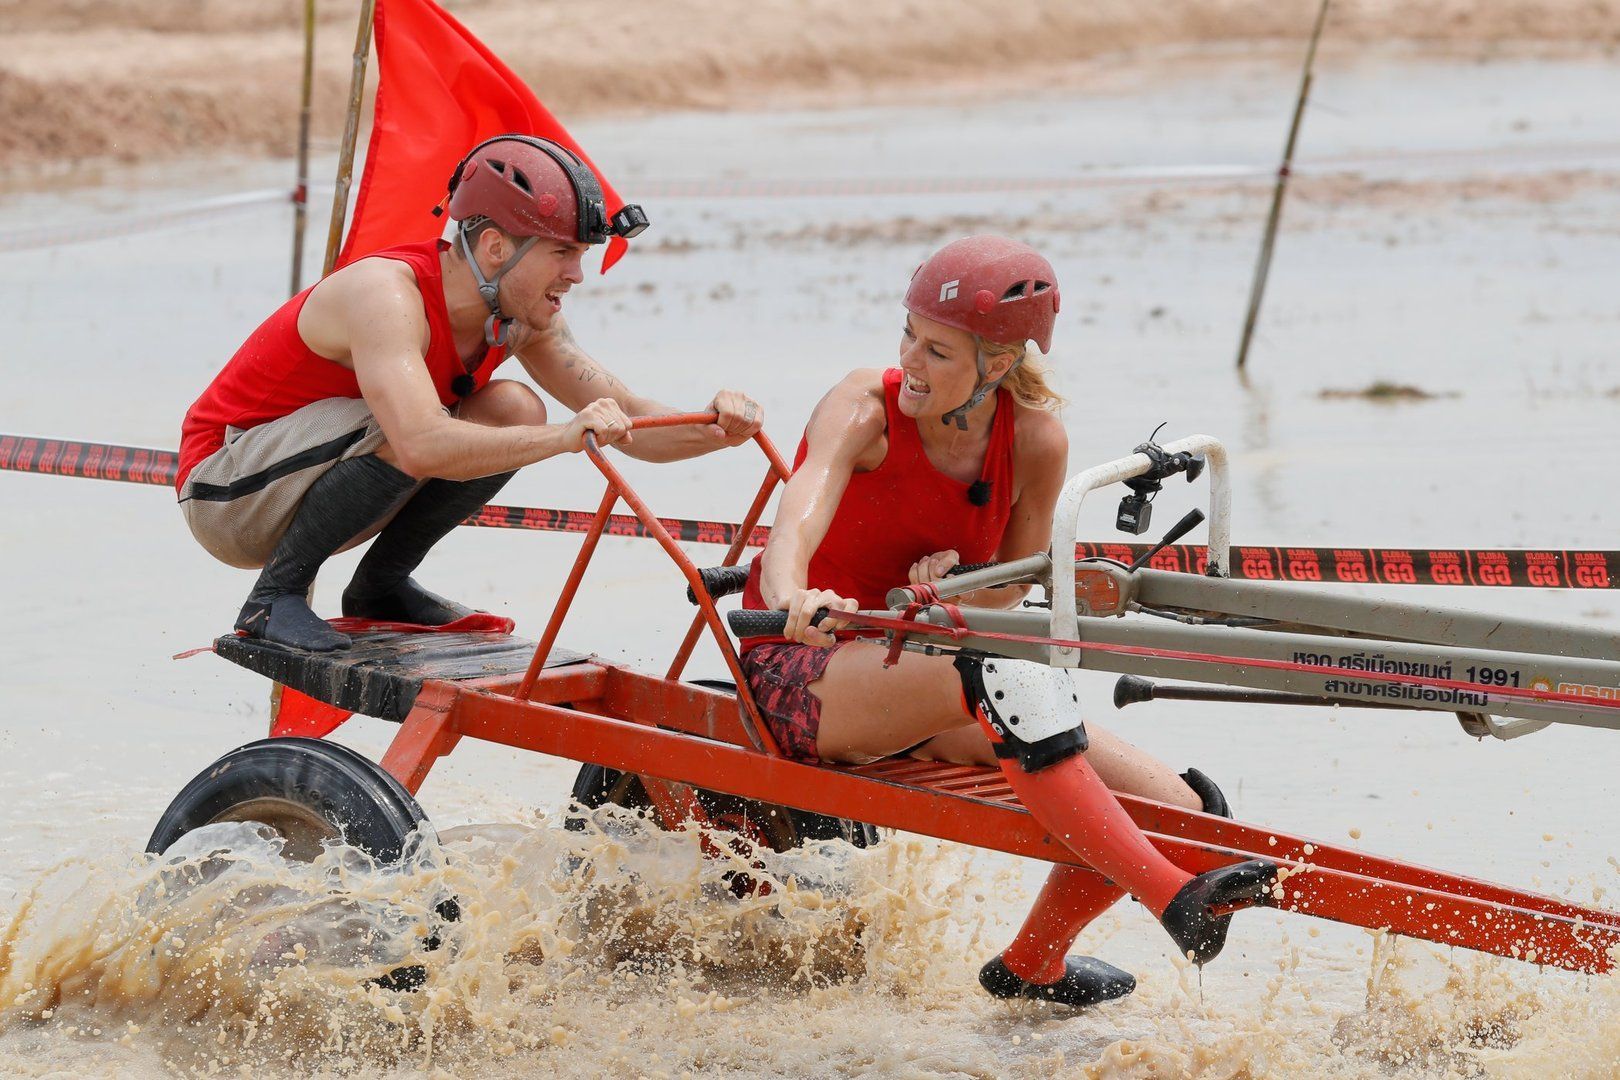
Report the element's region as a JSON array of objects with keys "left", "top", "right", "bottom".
[
  {"left": 514, "top": 415, "right": 786, "bottom": 757},
  {"left": 344, "top": 413, "right": 1620, "bottom": 975},
  {"left": 507, "top": 415, "right": 788, "bottom": 833},
  {"left": 374, "top": 660, "right": 1620, "bottom": 973}
]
